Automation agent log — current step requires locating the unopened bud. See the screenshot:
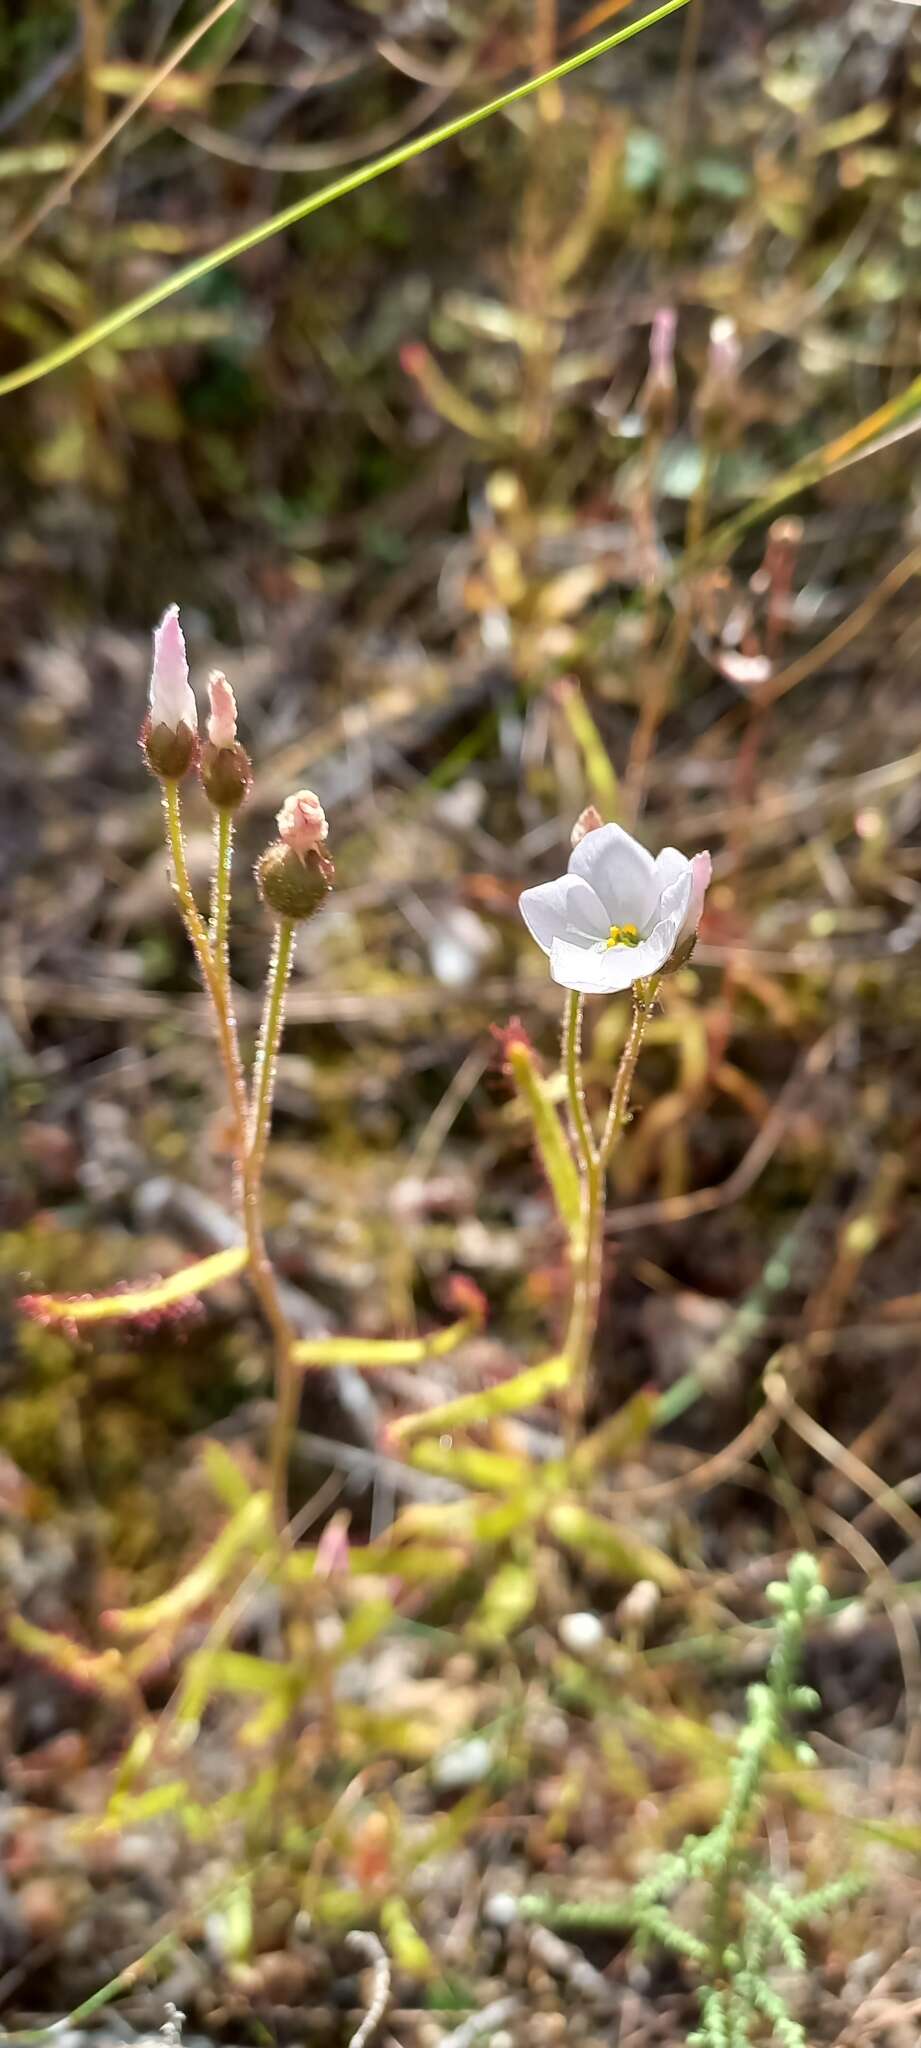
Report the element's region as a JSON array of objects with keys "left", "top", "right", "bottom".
[
  {"left": 257, "top": 842, "right": 333, "bottom": 922},
  {"left": 638, "top": 308, "right": 677, "bottom": 435},
  {"left": 315, "top": 1511, "right": 351, "bottom": 1580},
  {"left": 277, "top": 789, "right": 328, "bottom": 859},
  {"left": 757, "top": 516, "right": 804, "bottom": 652},
  {"left": 259, "top": 790, "right": 333, "bottom": 918},
  {"left": 199, "top": 671, "right": 252, "bottom": 810},
  {"left": 142, "top": 604, "right": 197, "bottom": 780},
  {"left": 695, "top": 316, "right": 742, "bottom": 448},
  {"left": 760, "top": 515, "right": 803, "bottom": 593},
  {"left": 571, "top": 805, "right": 603, "bottom": 847},
  {"left": 207, "top": 670, "right": 237, "bottom": 748}
]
